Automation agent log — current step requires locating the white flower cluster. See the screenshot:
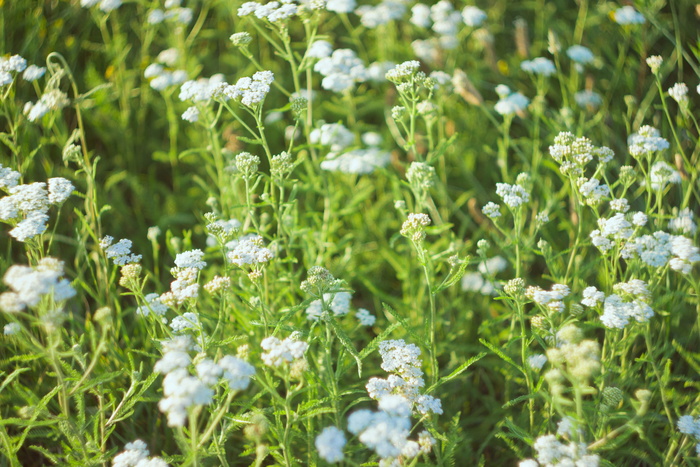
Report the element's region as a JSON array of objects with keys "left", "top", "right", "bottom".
[
  {"left": 306, "top": 291, "right": 352, "bottom": 321},
  {"left": 136, "top": 293, "right": 168, "bottom": 319},
  {"left": 613, "top": 5, "right": 645, "bottom": 25},
  {"left": 0, "top": 258, "right": 76, "bottom": 313},
  {"left": 222, "top": 71, "right": 275, "bottom": 107},
  {"left": 238, "top": 0, "right": 299, "bottom": 22},
  {"left": 348, "top": 395, "right": 435, "bottom": 462},
  {"left": 494, "top": 85, "right": 529, "bottom": 115},
  {"left": 1, "top": 55, "right": 43, "bottom": 86},
  {"left": 669, "top": 208, "right": 696, "bottom": 235},
  {"left": 589, "top": 213, "right": 635, "bottom": 253},
  {"left": 160, "top": 254, "right": 206, "bottom": 306},
  {"left": 495, "top": 182, "right": 530, "bottom": 208},
  {"left": 462, "top": 256, "right": 508, "bottom": 296},
  {"left": 574, "top": 90, "right": 603, "bottom": 109},
  {"left": 227, "top": 235, "right": 274, "bottom": 266},
  {"left": 366, "top": 339, "right": 443, "bottom": 416},
  {"left": 519, "top": 434, "right": 599, "bottom": 467},
  {"left": 526, "top": 284, "right": 570, "bottom": 313},
  {"left": 205, "top": 217, "right": 242, "bottom": 248},
  {"left": 678, "top": 415, "right": 700, "bottom": 456},
  {"left": 260, "top": 334, "right": 309, "bottom": 367},
  {"left": 154, "top": 335, "right": 254, "bottom": 427},
  {"left": 627, "top": 231, "right": 700, "bottom": 274},
  {"left": 668, "top": 82, "right": 688, "bottom": 104},
  {"left": 1, "top": 178, "right": 74, "bottom": 242},
  {"left": 411, "top": 2, "right": 485, "bottom": 49},
  {"left": 548, "top": 132, "right": 613, "bottom": 169},
  {"left": 100, "top": 236, "right": 142, "bottom": 266},
  {"left": 326, "top": 0, "right": 355, "bottom": 13},
  {"left": 147, "top": 0, "right": 193, "bottom": 25},
  {"left": 521, "top": 57, "right": 556, "bottom": 76},
  {"left": 314, "top": 49, "right": 367, "bottom": 93},
  {"left": 23, "top": 89, "right": 70, "bottom": 123},
  {"left": 600, "top": 280, "right": 654, "bottom": 329},
  {"left": 627, "top": 125, "right": 670, "bottom": 157},
  {"left": 112, "top": 439, "right": 168, "bottom": 467},
  {"left": 174, "top": 249, "right": 206, "bottom": 269},
  {"left": 528, "top": 354, "right": 547, "bottom": 371},
  {"left": 310, "top": 123, "right": 355, "bottom": 152},
  {"left": 355, "top": 308, "right": 376, "bottom": 326},
  {"left": 355, "top": 0, "right": 406, "bottom": 28},
  {"left": 315, "top": 426, "right": 346, "bottom": 463},
  {"left": 80, "top": 0, "right": 122, "bottom": 13},
  {"left": 179, "top": 74, "right": 226, "bottom": 103},
  {"left": 320, "top": 148, "right": 390, "bottom": 174},
  {"left": 577, "top": 177, "right": 610, "bottom": 205},
  {"left": 581, "top": 286, "right": 605, "bottom": 307},
  {"left": 566, "top": 45, "right": 595, "bottom": 65},
  {"left": 400, "top": 212, "right": 431, "bottom": 243},
  {"left": 144, "top": 52, "right": 187, "bottom": 92},
  {"left": 647, "top": 161, "right": 681, "bottom": 191}
]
